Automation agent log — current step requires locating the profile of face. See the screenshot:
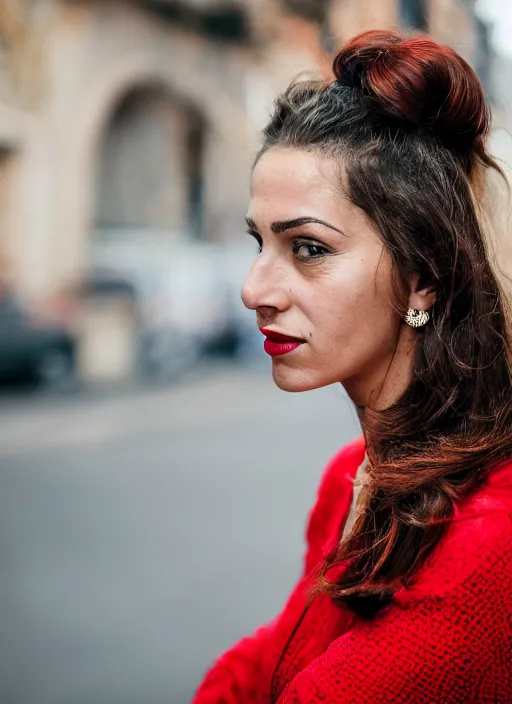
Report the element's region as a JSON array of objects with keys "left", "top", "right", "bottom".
[{"left": 241, "top": 147, "right": 428, "bottom": 408}]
